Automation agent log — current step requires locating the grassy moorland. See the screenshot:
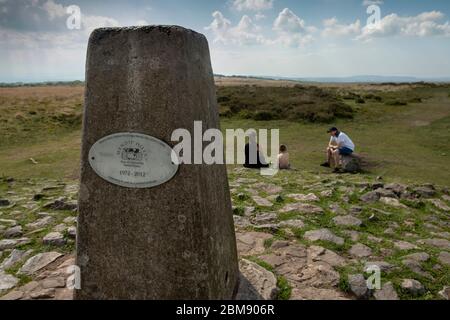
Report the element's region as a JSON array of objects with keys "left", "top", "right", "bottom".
[{"left": 0, "top": 79, "right": 449, "bottom": 185}]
